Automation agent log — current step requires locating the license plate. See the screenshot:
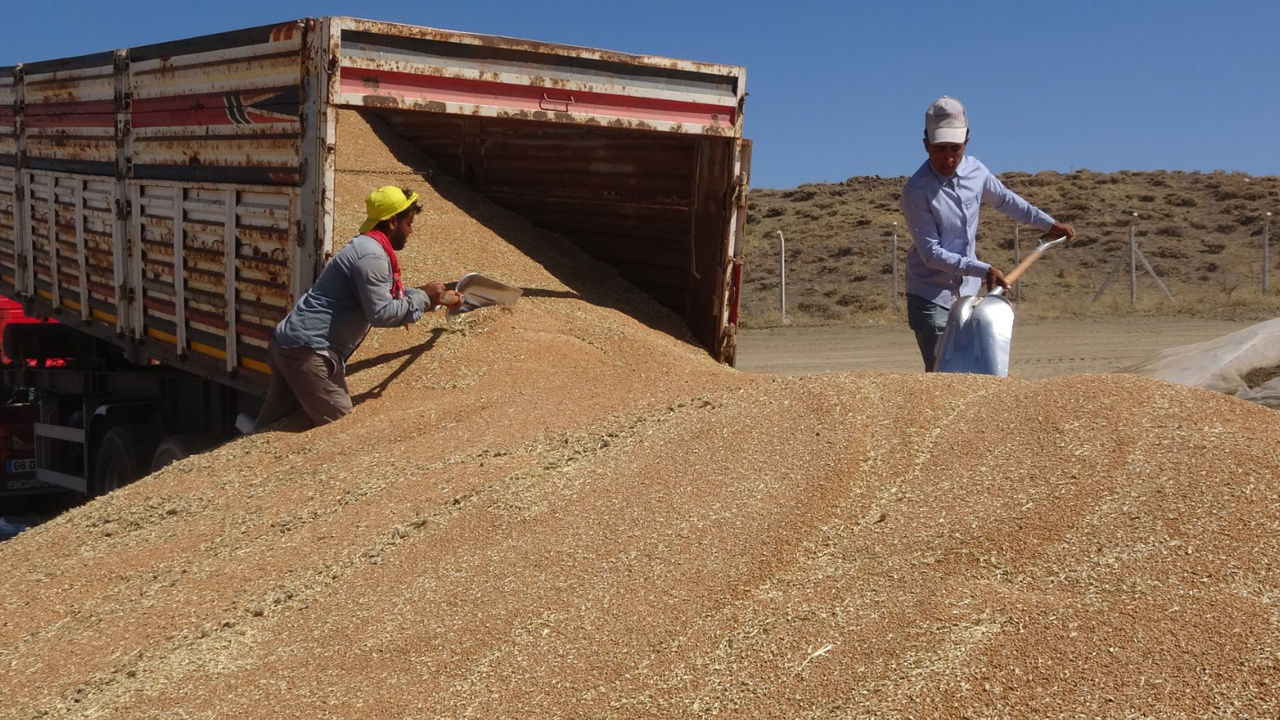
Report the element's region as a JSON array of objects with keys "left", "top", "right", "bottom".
[{"left": 6, "top": 458, "right": 35, "bottom": 474}]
